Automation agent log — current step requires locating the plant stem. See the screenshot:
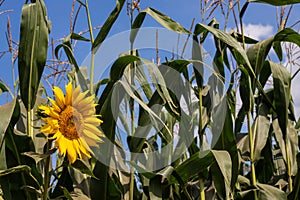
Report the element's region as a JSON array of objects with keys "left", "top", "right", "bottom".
[
  {"left": 199, "top": 178, "right": 205, "bottom": 200},
  {"left": 129, "top": 95, "right": 135, "bottom": 200},
  {"left": 43, "top": 140, "right": 51, "bottom": 200},
  {"left": 129, "top": 166, "right": 135, "bottom": 200},
  {"left": 85, "top": 0, "right": 94, "bottom": 43},
  {"left": 198, "top": 87, "right": 203, "bottom": 145},
  {"left": 89, "top": 51, "right": 95, "bottom": 94},
  {"left": 27, "top": 109, "right": 33, "bottom": 137},
  {"left": 198, "top": 76, "right": 206, "bottom": 200},
  {"left": 247, "top": 112, "right": 257, "bottom": 200},
  {"left": 285, "top": 140, "right": 293, "bottom": 192},
  {"left": 85, "top": 0, "right": 95, "bottom": 94},
  {"left": 238, "top": 1, "right": 246, "bottom": 49}
]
